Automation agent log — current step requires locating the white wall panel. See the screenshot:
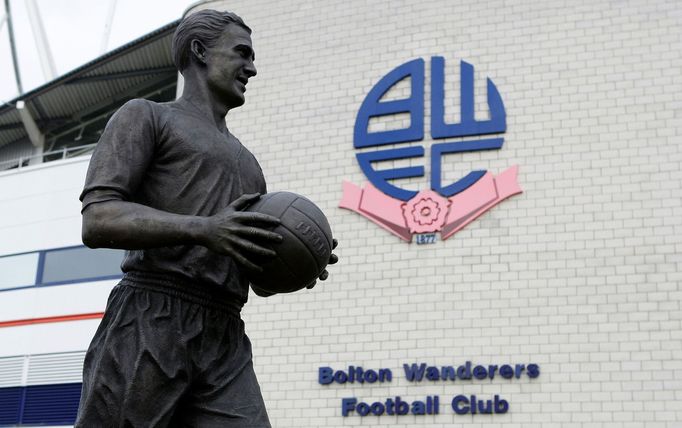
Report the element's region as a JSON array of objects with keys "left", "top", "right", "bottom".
[
  {"left": 0, "top": 280, "right": 115, "bottom": 323},
  {"left": 0, "top": 157, "right": 89, "bottom": 256},
  {"left": 0, "top": 319, "right": 101, "bottom": 358}
]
